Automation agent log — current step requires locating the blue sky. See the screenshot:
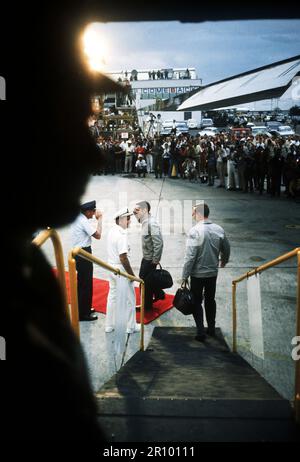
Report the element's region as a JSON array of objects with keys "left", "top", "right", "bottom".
[{"left": 89, "top": 20, "right": 300, "bottom": 85}]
